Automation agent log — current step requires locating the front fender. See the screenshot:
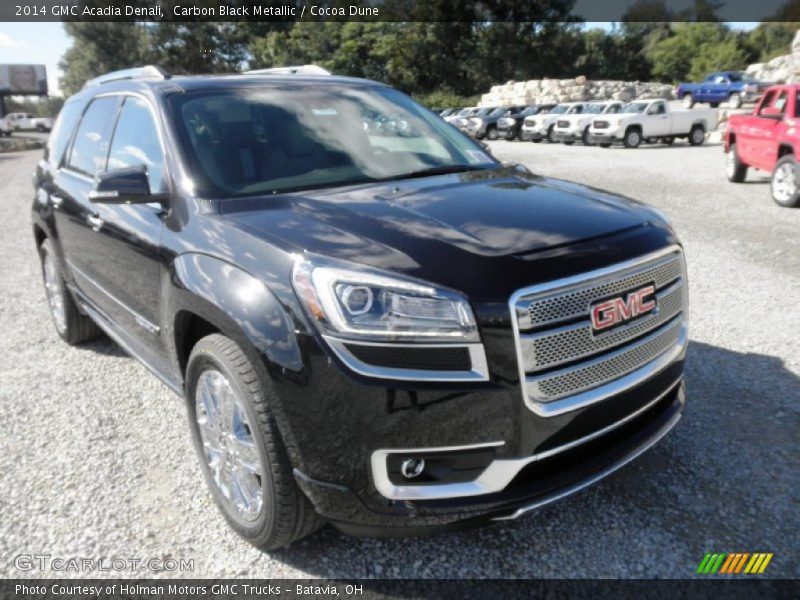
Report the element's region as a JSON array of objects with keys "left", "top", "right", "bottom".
[{"left": 165, "top": 252, "right": 305, "bottom": 381}]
